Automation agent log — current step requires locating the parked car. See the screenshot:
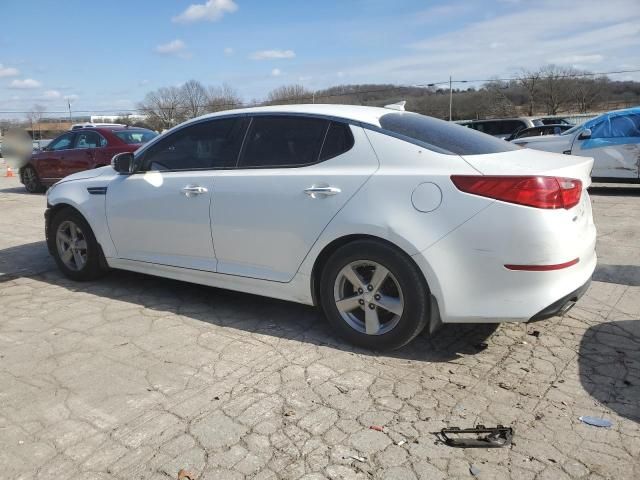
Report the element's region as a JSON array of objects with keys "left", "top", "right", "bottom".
[
  {"left": 20, "top": 126, "right": 157, "bottom": 192},
  {"left": 465, "top": 117, "right": 570, "bottom": 139},
  {"left": 45, "top": 105, "right": 595, "bottom": 350},
  {"left": 506, "top": 124, "right": 573, "bottom": 141},
  {"left": 511, "top": 107, "right": 640, "bottom": 182}
]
